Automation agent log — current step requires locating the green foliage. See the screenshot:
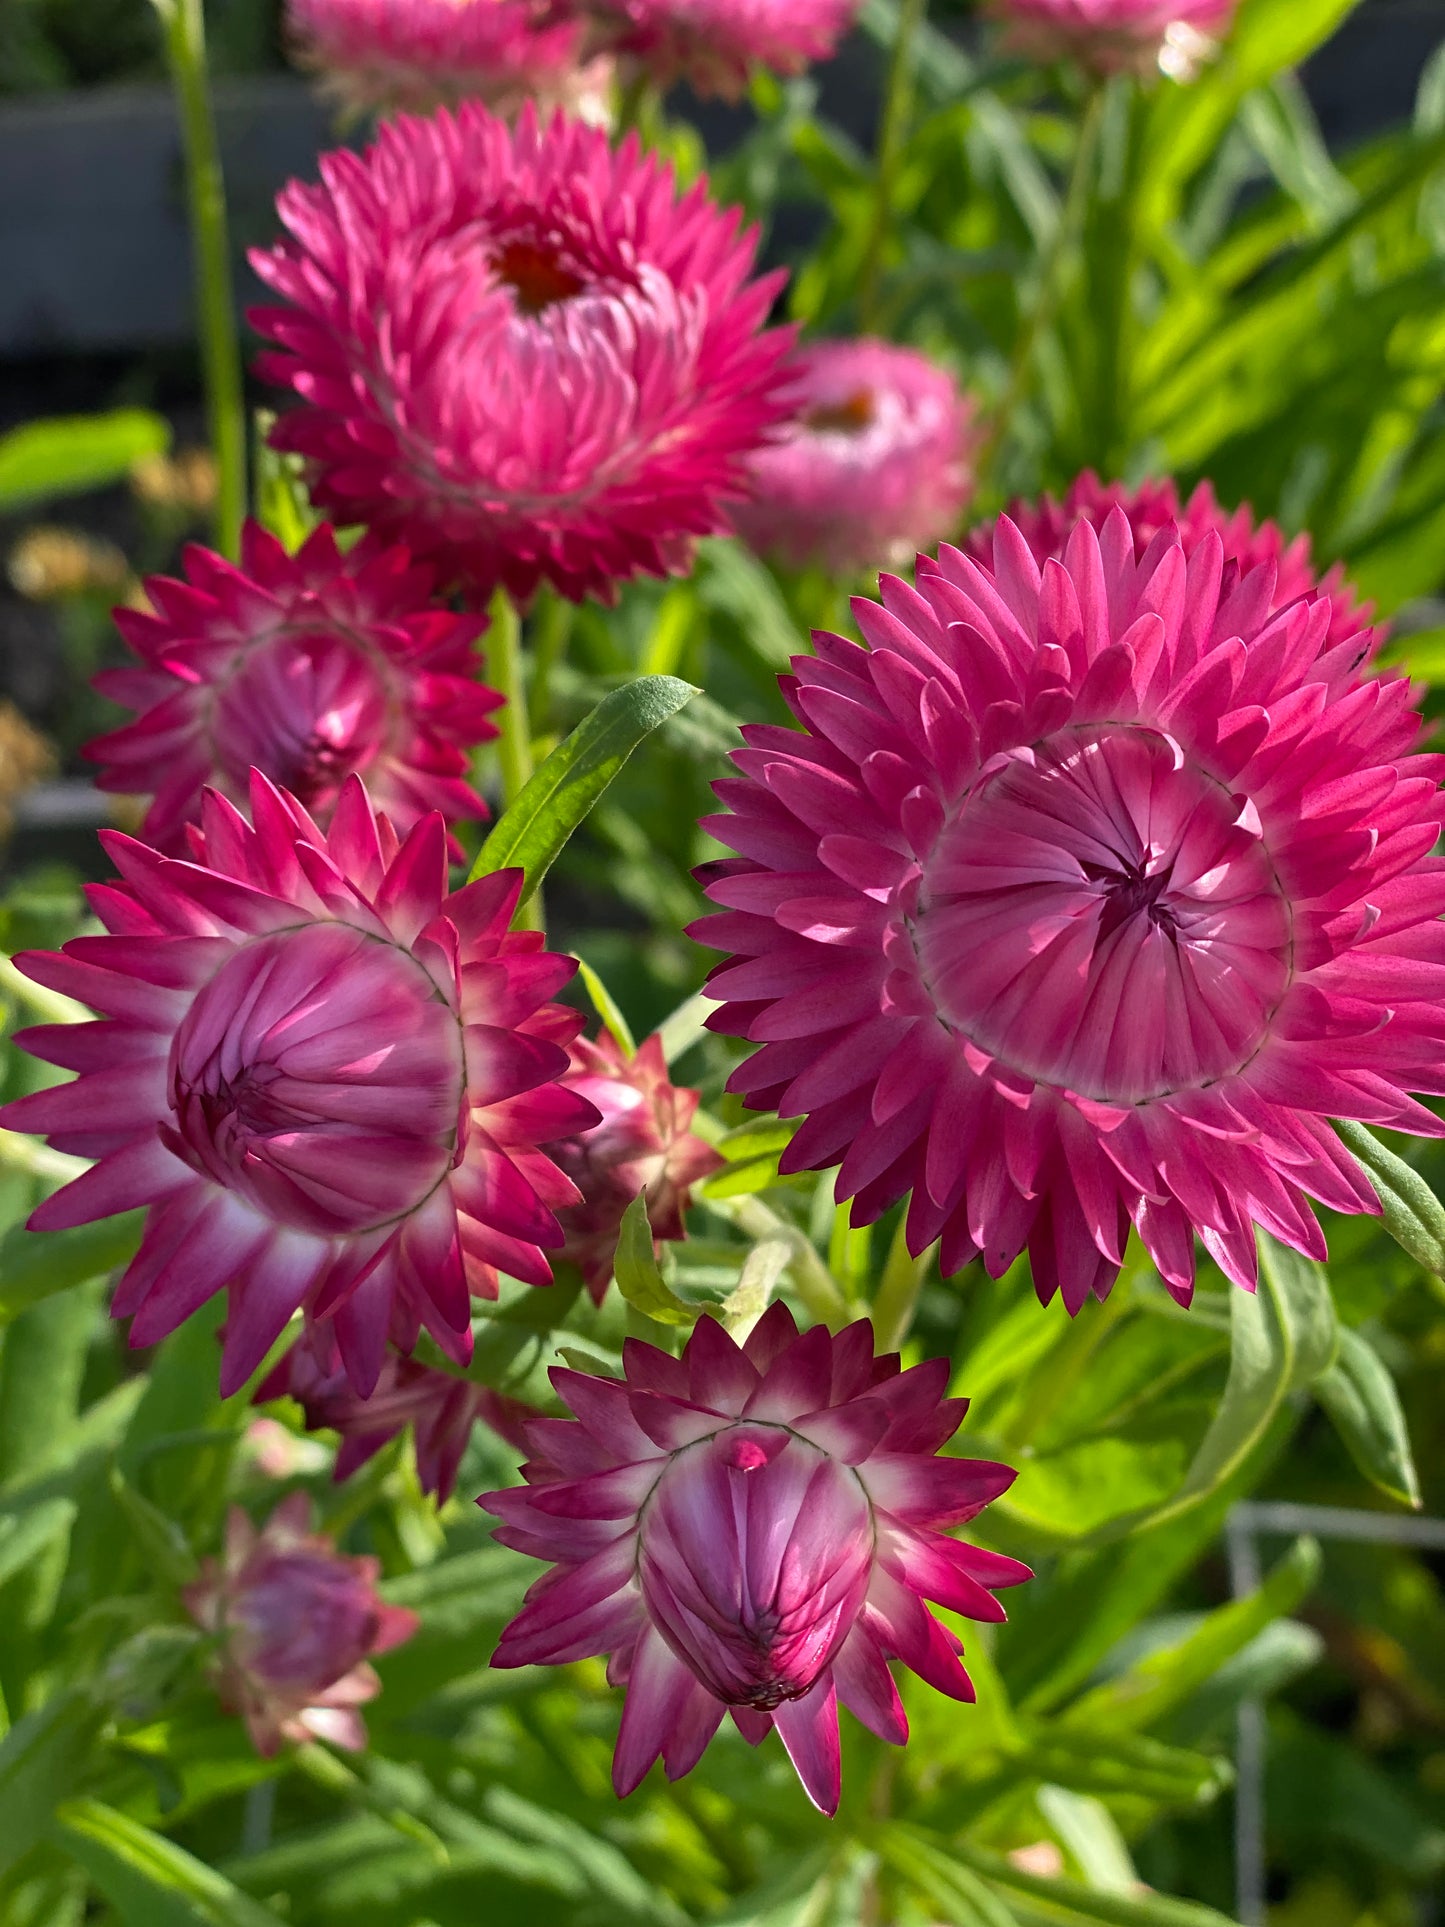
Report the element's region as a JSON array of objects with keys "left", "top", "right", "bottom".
[{"left": 0, "top": 411, "right": 170, "bottom": 511}]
